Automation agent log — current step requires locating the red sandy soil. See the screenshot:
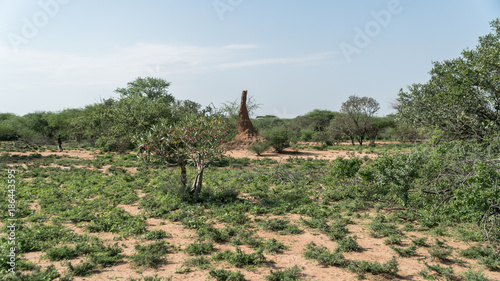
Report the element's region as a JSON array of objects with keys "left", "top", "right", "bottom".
[{"left": 226, "top": 147, "right": 377, "bottom": 161}]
